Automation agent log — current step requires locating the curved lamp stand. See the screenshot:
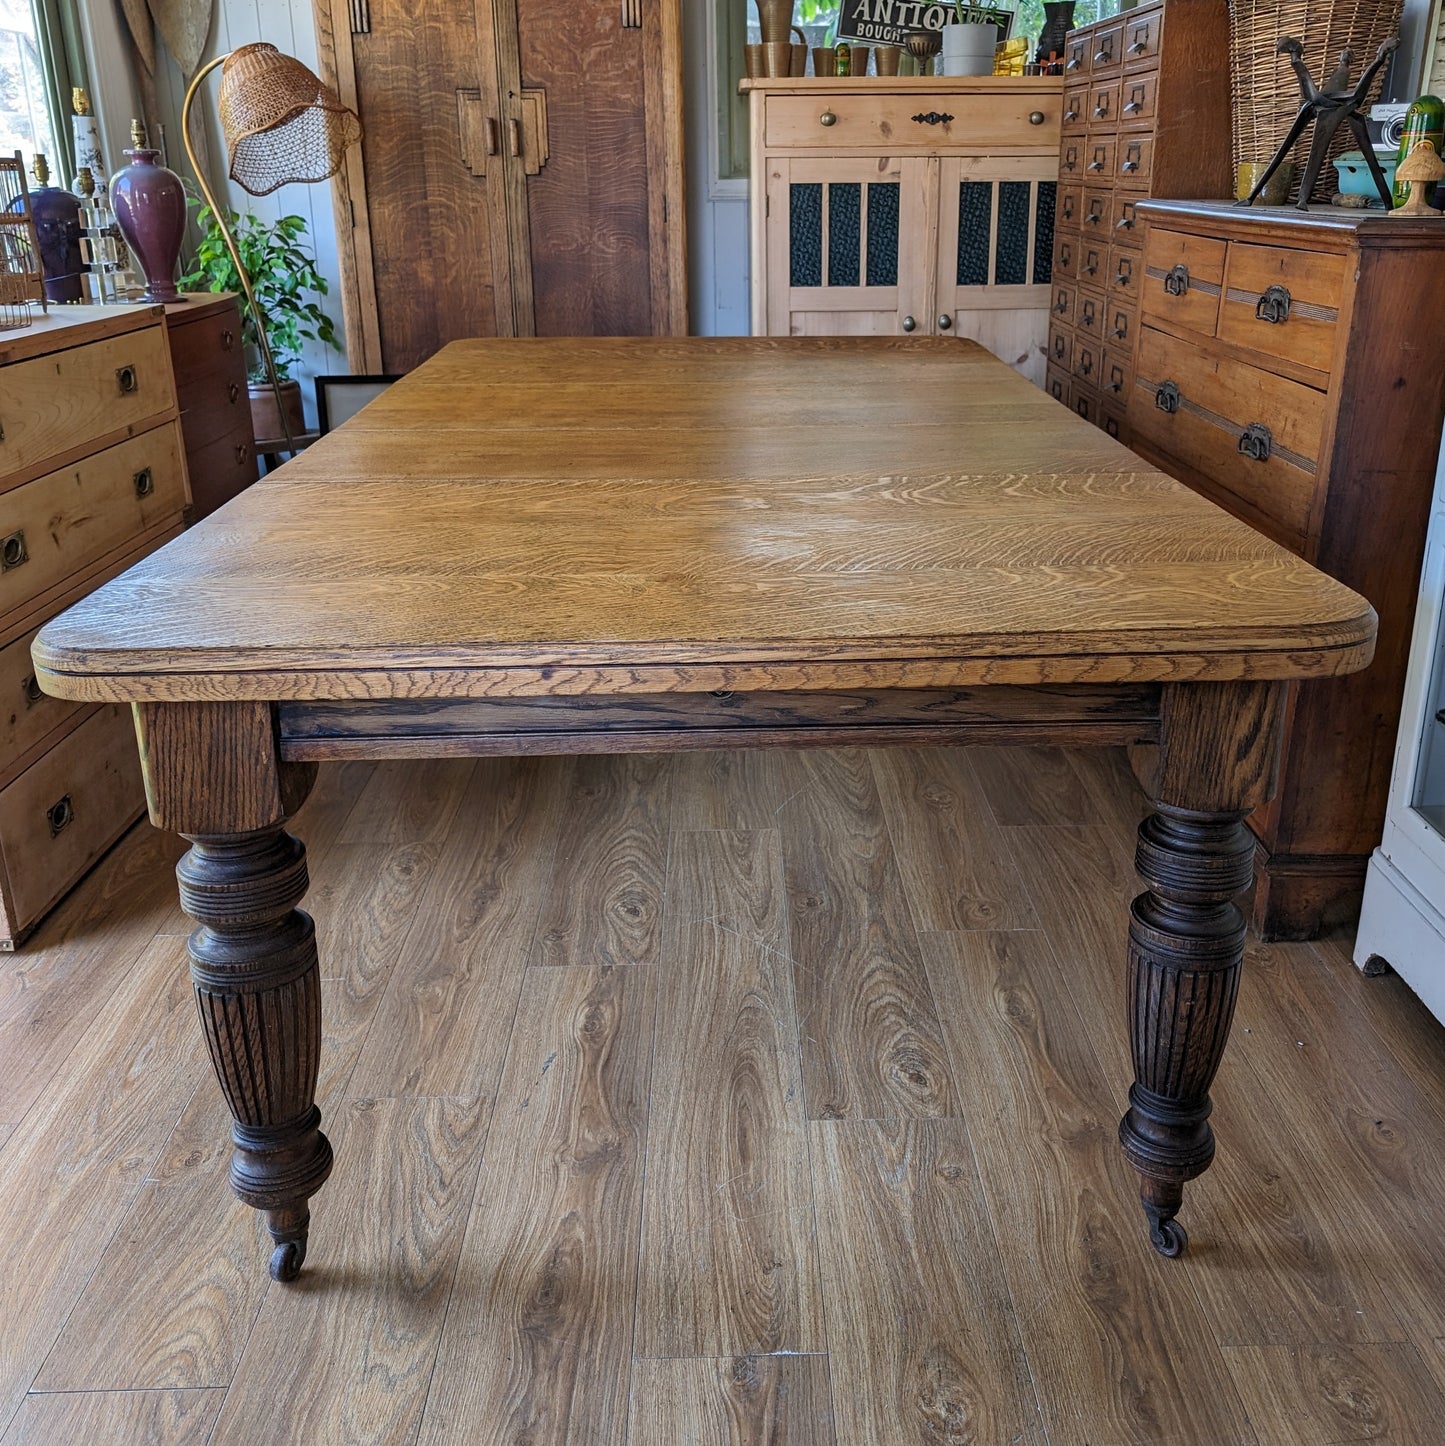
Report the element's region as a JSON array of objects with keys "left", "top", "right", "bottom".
[{"left": 180, "top": 53, "right": 297, "bottom": 458}]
